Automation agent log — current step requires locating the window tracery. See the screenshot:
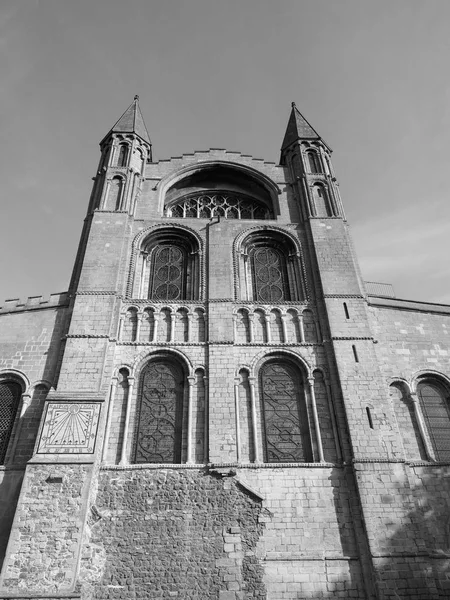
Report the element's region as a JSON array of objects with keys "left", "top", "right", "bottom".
[
  {"left": 417, "top": 379, "right": 450, "bottom": 461},
  {"left": 135, "top": 359, "right": 185, "bottom": 464},
  {"left": 149, "top": 244, "right": 187, "bottom": 301},
  {"left": 237, "top": 230, "right": 305, "bottom": 302},
  {"left": 137, "top": 229, "right": 201, "bottom": 301},
  {"left": 250, "top": 246, "right": 290, "bottom": 303},
  {"left": 0, "top": 381, "right": 21, "bottom": 464},
  {"left": 260, "top": 361, "right": 312, "bottom": 463},
  {"left": 166, "top": 192, "right": 271, "bottom": 220}
]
